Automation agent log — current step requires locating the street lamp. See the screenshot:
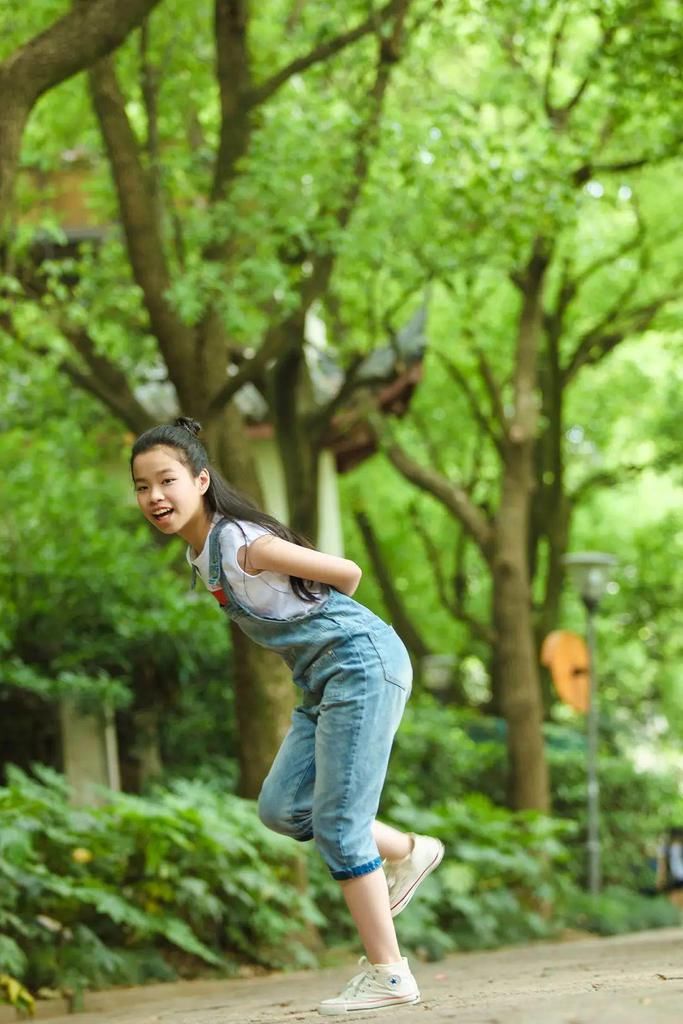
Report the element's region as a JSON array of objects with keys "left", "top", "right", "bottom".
[{"left": 562, "top": 551, "right": 617, "bottom": 897}]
